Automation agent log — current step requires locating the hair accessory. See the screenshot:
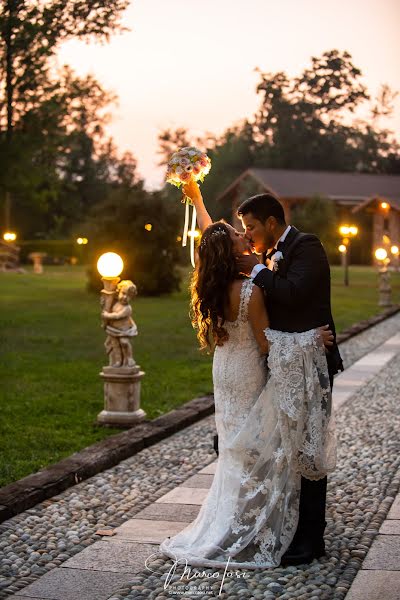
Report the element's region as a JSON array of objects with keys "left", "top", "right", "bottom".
[{"left": 200, "top": 227, "right": 228, "bottom": 248}]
